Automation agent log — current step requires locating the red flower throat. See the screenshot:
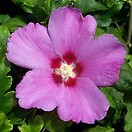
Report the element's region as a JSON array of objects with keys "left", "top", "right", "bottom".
[{"left": 51, "top": 52, "right": 83, "bottom": 87}]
